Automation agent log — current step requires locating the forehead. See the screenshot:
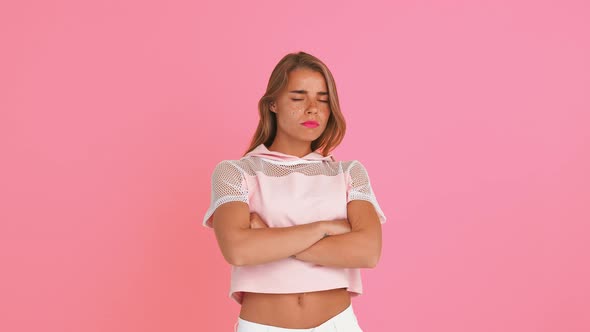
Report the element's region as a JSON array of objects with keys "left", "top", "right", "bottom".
[{"left": 287, "top": 68, "right": 327, "bottom": 89}]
